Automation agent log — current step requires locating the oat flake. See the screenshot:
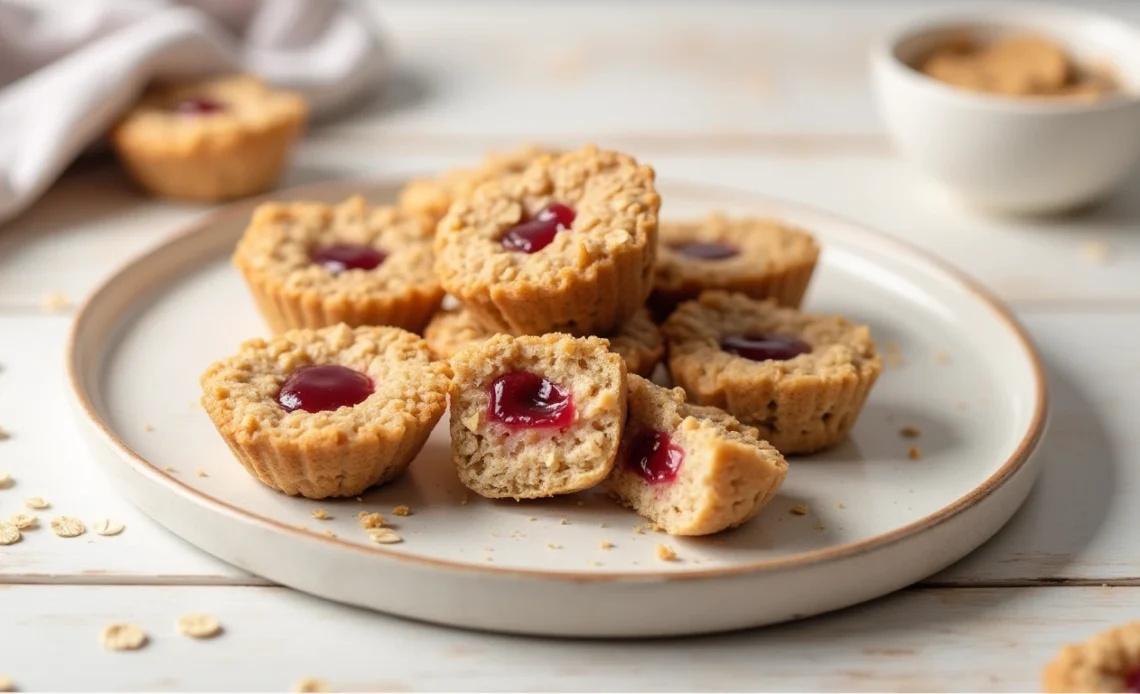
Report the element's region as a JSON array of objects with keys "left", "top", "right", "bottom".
[
  {"left": 50, "top": 516, "right": 85, "bottom": 538},
  {"left": 0, "top": 674, "right": 11, "bottom": 692},
  {"left": 392, "top": 505, "right": 412, "bottom": 517},
  {"left": 0, "top": 470, "right": 10, "bottom": 488},
  {"left": 23, "top": 497, "right": 48, "bottom": 510},
  {"left": 366, "top": 527, "right": 401, "bottom": 544},
  {"left": 310, "top": 509, "right": 329, "bottom": 520},
  {"left": 292, "top": 677, "right": 332, "bottom": 692},
  {"left": 8, "top": 513, "right": 36, "bottom": 530},
  {"left": 177, "top": 613, "right": 222, "bottom": 639},
  {"left": 100, "top": 623, "right": 147, "bottom": 651},
  {"left": 92, "top": 518, "right": 124, "bottom": 536},
  {"left": 0, "top": 523, "right": 21, "bottom": 545}
]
